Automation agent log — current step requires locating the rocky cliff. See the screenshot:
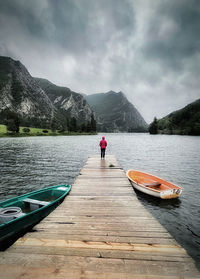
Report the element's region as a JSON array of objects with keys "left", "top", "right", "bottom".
[
  {"left": 85, "top": 91, "right": 148, "bottom": 132},
  {"left": 34, "top": 78, "right": 92, "bottom": 124},
  {"left": 0, "top": 56, "right": 93, "bottom": 129},
  {"left": 0, "top": 56, "right": 55, "bottom": 127}
]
